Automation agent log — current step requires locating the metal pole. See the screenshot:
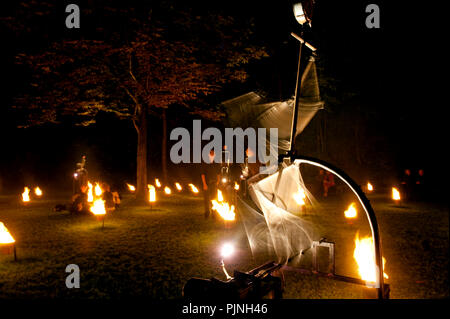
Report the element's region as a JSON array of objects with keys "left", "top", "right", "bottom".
[{"left": 288, "top": 39, "right": 304, "bottom": 155}]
